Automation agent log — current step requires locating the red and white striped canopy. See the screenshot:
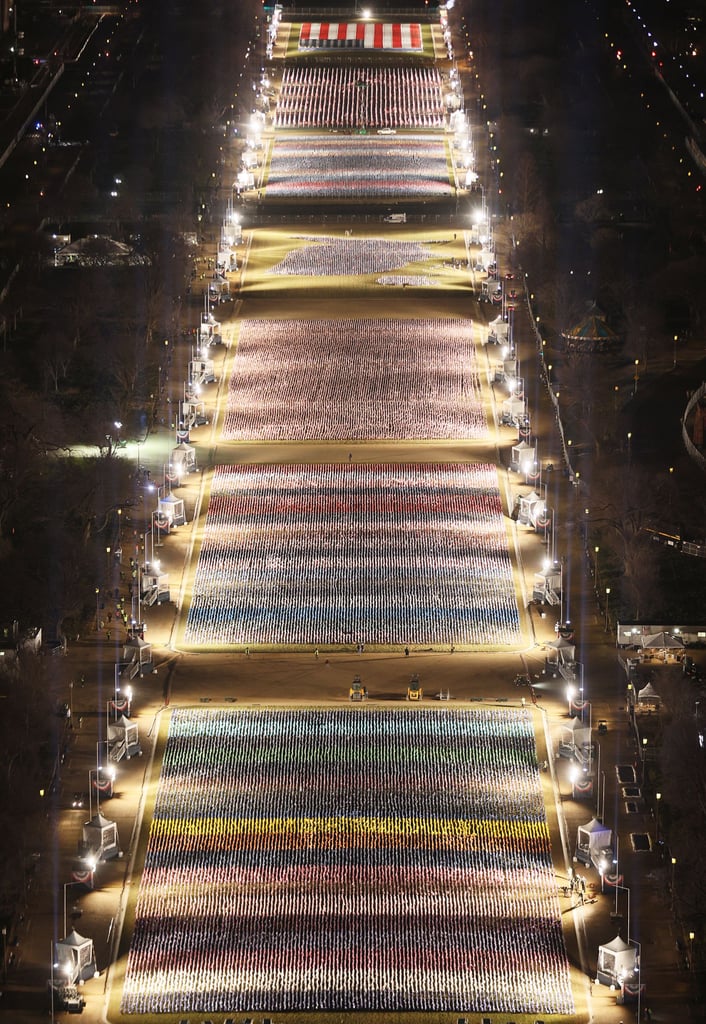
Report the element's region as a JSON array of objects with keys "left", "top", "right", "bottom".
[{"left": 299, "top": 22, "right": 423, "bottom": 51}]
